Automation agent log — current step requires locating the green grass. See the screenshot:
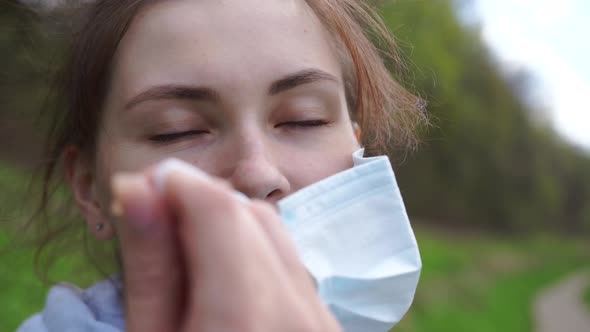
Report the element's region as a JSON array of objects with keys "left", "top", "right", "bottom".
[
  {"left": 0, "top": 231, "right": 101, "bottom": 331},
  {"left": 0, "top": 163, "right": 102, "bottom": 331},
  {"left": 393, "top": 230, "right": 590, "bottom": 332},
  {"left": 2, "top": 162, "right": 590, "bottom": 331},
  {"left": 0, "top": 164, "right": 47, "bottom": 331},
  {"left": 0, "top": 232, "right": 53, "bottom": 330}
]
